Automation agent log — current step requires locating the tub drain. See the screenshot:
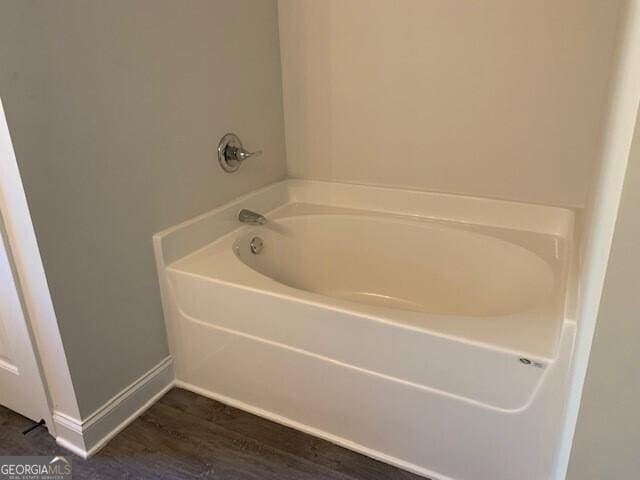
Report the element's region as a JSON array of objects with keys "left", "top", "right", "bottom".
[{"left": 250, "top": 236, "right": 264, "bottom": 254}]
